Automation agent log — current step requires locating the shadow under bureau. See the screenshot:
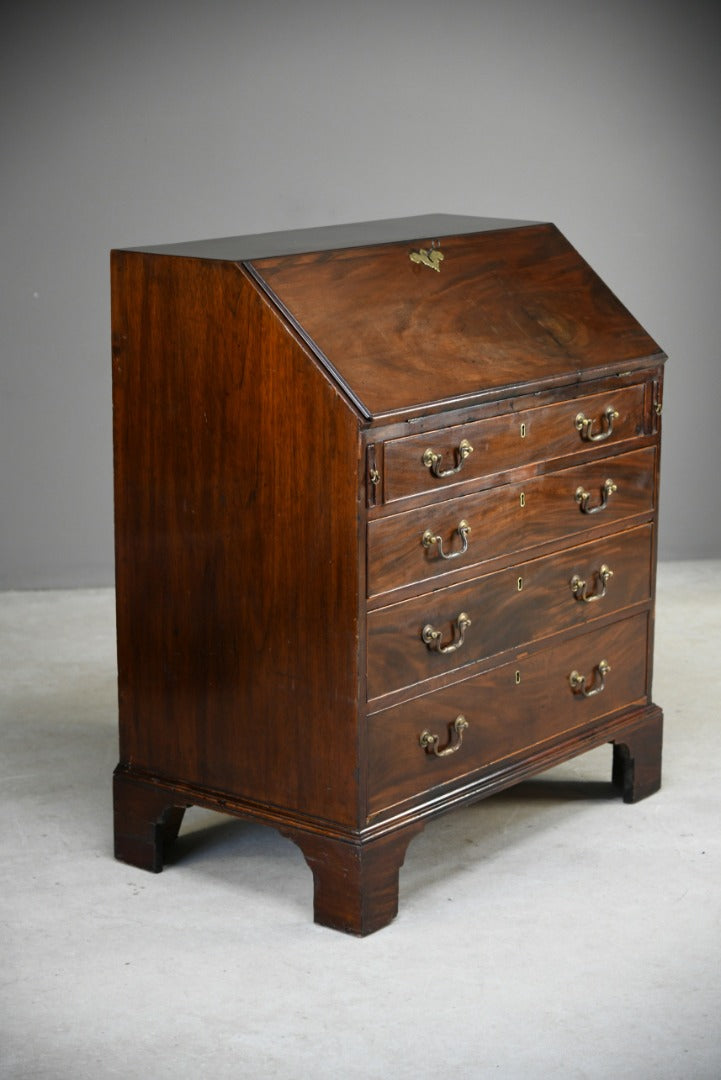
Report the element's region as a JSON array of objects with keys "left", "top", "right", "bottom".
[{"left": 111, "top": 214, "right": 665, "bottom": 934}]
